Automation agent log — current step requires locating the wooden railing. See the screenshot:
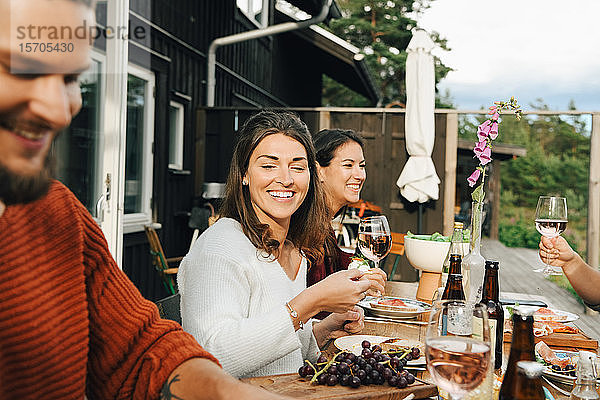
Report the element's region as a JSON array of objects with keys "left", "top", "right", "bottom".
[{"left": 439, "top": 109, "right": 600, "bottom": 270}]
